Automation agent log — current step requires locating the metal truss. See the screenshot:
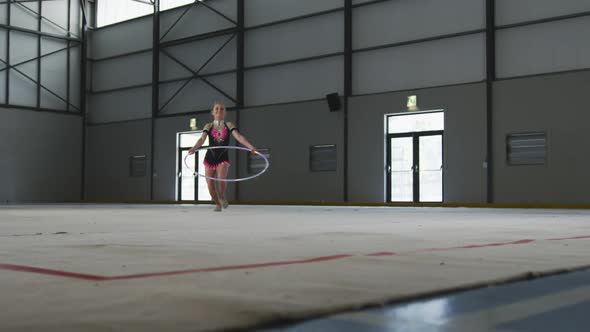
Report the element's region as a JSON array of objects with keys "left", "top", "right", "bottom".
[
  {"left": 159, "top": 0, "right": 236, "bottom": 42},
  {"left": 158, "top": 33, "right": 237, "bottom": 113},
  {"left": 2, "top": 0, "right": 82, "bottom": 113},
  {"left": 149, "top": 0, "right": 239, "bottom": 116},
  {"left": 3, "top": 0, "right": 79, "bottom": 39},
  {"left": 0, "top": 53, "right": 81, "bottom": 112}
]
